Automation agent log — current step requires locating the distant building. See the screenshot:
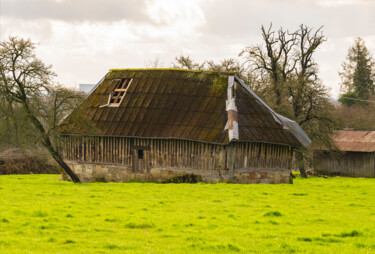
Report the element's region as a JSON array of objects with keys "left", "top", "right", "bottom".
[
  {"left": 59, "top": 69, "right": 310, "bottom": 184},
  {"left": 314, "top": 130, "right": 375, "bottom": 177},
  {"left": 328, "top": 98, "right": 340, "bottom": 107},
  {"left": 79, "top": 84, "right": 95, "bottom": 94}
]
